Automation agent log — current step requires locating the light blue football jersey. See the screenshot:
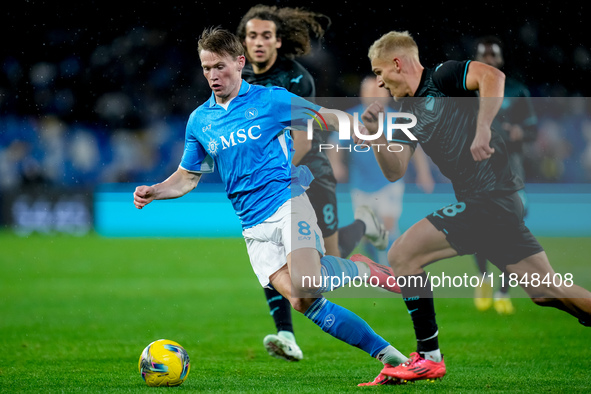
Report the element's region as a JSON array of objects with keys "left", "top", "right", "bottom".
[{"left": 180, "top": 80, "right": 320, "bottom": 229}]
